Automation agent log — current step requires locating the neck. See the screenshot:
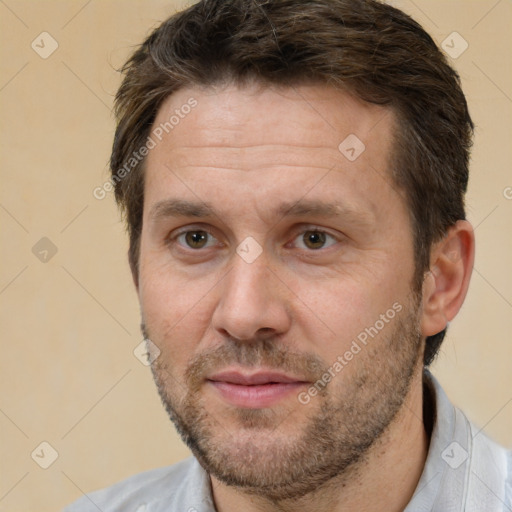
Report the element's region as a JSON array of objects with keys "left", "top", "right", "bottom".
[{"left": 210, "top": 368, "right": 429, "bottom": 512}]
